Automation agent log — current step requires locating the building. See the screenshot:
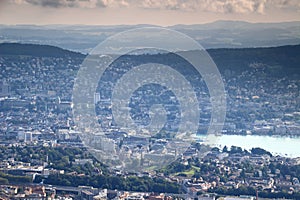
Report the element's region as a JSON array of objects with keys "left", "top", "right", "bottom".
[
  {"left": 0, "top": 81, "right": 10, "bottom": 96},
  {"left": 94, "top": 93, "right": 100, "bottom": 104}
]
